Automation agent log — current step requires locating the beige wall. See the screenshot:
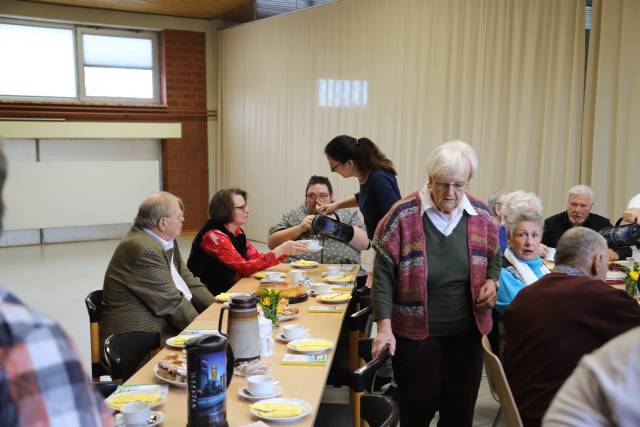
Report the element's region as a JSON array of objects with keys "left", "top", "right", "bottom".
[
  {"left": 0, "top": 0, "right": 220, "bottom": 197},
  {"left": 219, "top": 0, "right": 586, "bottom": 241}
]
